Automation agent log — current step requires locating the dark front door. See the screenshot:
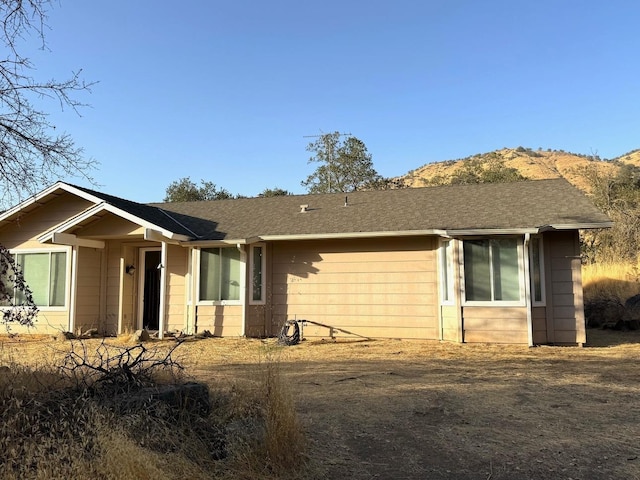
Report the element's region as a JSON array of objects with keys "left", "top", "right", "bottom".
[{"left": 142, "top": 250, "right": 161, "bottom": 330}]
